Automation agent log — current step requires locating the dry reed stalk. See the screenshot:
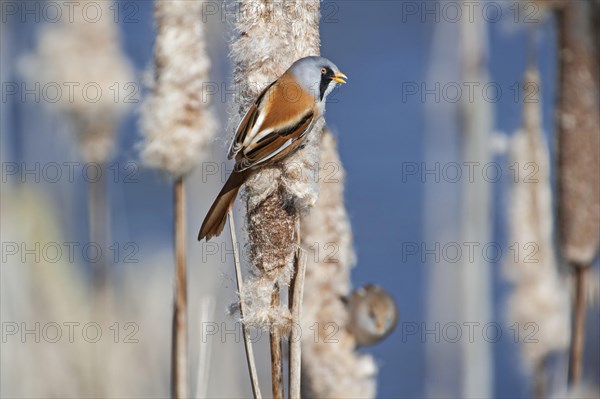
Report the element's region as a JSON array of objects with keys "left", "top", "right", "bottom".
[
  {"left": 88, "top": 165, "right": 110, "bottom": 328},
  {"left": 288, "top": 241, "right": 307, "bottom": 399},
  {"left": 139, "top": 1, "right": 217, "bottom": 397},
  {"left": 533, "top": 360, "right": 546, "bottom": 399},
  {"left": 270, "top": 284, "right": 284, "bottom": 399},
  {"left": 88, "top": 168, "right": 109, "bottom": 397},
  {"left": 300, "top": 130, "right": 377, "bottom": 398},
  {"left": 504, "top": 66, "right": 570, "bottom": 397},
  {"left": 230, "top": 1, "right": 322, "bottom": 396},
  {"left": 227, "top": 209, "right": 262, "bottom": 399},
  {"left": 553, "top": 0, "right": 600, "bottom": 385},
  {"left": 195, "top": 296, "right": 216, "bottom": 399},
  {"left": 570, "top": 266, "right": 587, "bottom": 384},
  {"left": 172, "top": 177, "right": 188, "bottom": 398},
  {"left": 88, "top": 163, "right": 108, "bottom": 288}
]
